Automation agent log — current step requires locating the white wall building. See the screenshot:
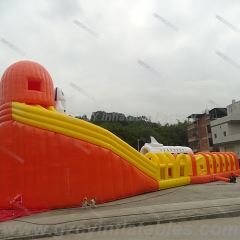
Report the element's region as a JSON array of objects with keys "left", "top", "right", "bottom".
[{"left": 210, "top": 100, "right": 240, "bottom": 160}]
